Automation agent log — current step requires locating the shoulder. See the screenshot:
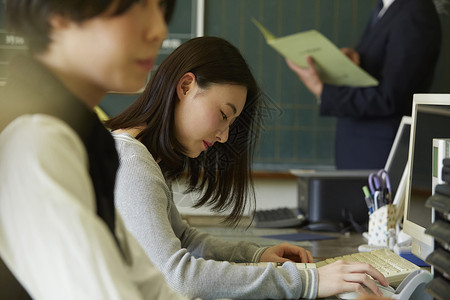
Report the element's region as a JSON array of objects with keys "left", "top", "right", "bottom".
[
  {"left": 1, "top": 114, "right": 95, "bottom": 209},
  {"left": 112, "top": 133, "right": 159, "bottom": 164},
  {"left": 112, "top": 133, "right": 154, "bottom": 161},
  {"left": 1, "top": 114, "right": 86, "bottom": 160},
  {"left": 112, "top": 132, "right": 166, "bottom": 182},
  {"left": 394, "top": 0, "right": 440, "bottom": 22}
]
